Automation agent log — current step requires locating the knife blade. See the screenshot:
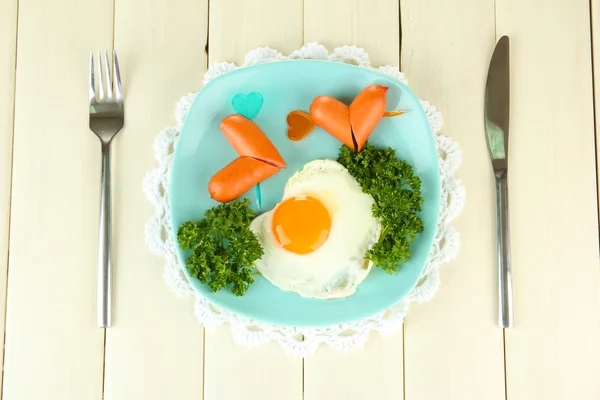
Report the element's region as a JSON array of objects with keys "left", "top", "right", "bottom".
[{"left": 484, "top": 35, "right": 513, "bottom": 328}]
